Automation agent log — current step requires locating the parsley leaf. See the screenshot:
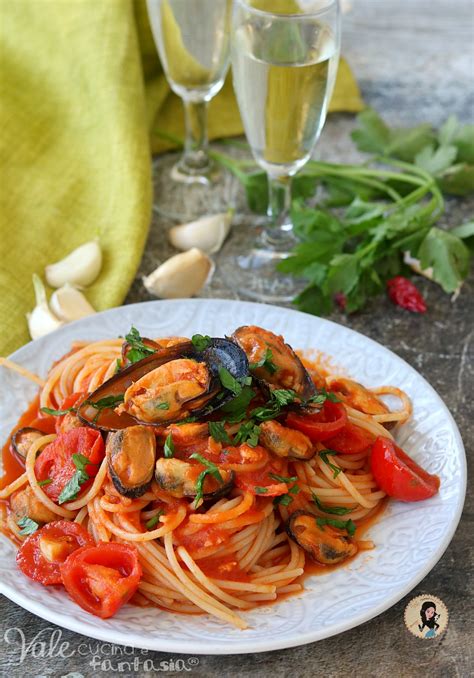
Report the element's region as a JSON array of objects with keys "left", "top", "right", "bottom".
[
  {"left": 146, "top": 510, "right": 165, "bottom": 530},
  {"left": 58, "top": 453, "right": 93, "bottom": 504},
  {"left": 249, "top": 348, "right": 278, "bottom": 374},
  {"left": 221, "top": 385, "right": 255, "bottom": 420},
  {"left": 163, "top": 433, "right": 175, "bottom": 458},
  {"left": 269, "top": 473, "right": 297, "bottom": 484},
  {"left": 37, "top": 478, "right": 52, "bottom": 487},
  {"left": 155, "top": 402, "right": 170, "bottom": 411},
  {"left": 218, "top": 367, "right": 243, "bottom": 396},
  {"left": 208, "top": 421, "right": 232, "bottom": 444},
  {"left": 232, "top": 422, "right": 260, "bottom": 447},
  {"left": 254, "top": 486, "right": 268, "bottom": 494},
  {"left": 316, "top": 517, "right": 357, "bottom": 537},
  {"left": 272, "top": 389, "right": 297, "bottom": 407},
  {"left": 17, "top": 517, "right": 39, "bottom": 535},
  {"left": 40, "top": 406, "right": 75, "bottom": 417},
  {"left": 124, "top": 326, "right": 155, "bottom": 364},
  {"left": 418, "top": 227, "right": 470, "bottom": 293},
  {"left": 273, "top": 493, "right": 294, "bottom": 507},
  {"left": 191, "top": 334, "right": 212, "bottom": 352},
  {"left": 190, "top": 453, "right": 224, "bottom": 507},
  {"left": 312, "top": 492, "right": 353, "bottom": 515},
  {"left": 320, "top": 450, "right": 342, "bottom": 479}
]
